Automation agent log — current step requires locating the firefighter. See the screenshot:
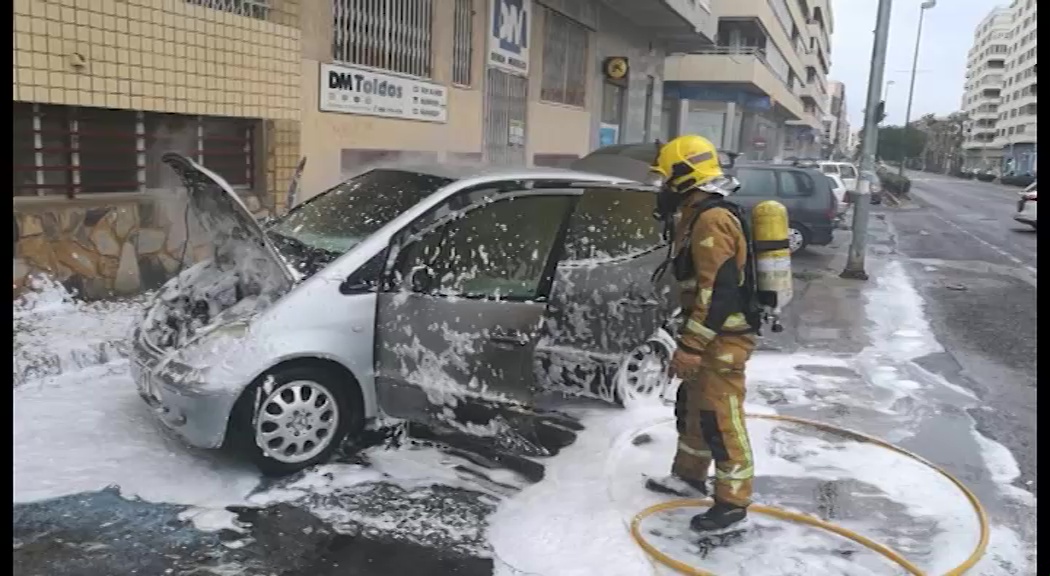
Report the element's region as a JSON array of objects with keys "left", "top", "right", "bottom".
[{"left": 645, "top": 134, "right": 756, "bottom": 532}]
